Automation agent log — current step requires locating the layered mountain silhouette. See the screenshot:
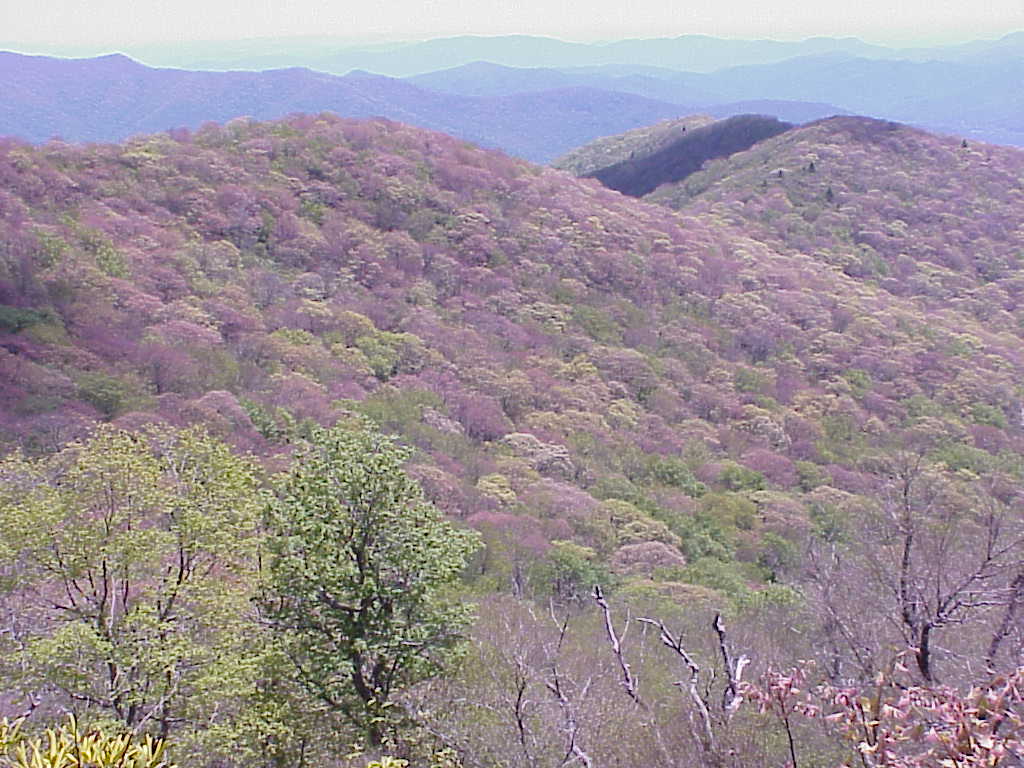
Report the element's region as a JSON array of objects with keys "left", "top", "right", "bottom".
[
  {"left": 14, "top": 31, "right": 1023, "bottom": 75},
  {"left": 406, "top": 57, "right": 1024, "bottom": 147},
  {"left": 0, "top": 52, "right": 699, "bottom": 162},
  {"left": 3, "top": 37, "right": 1021, "bottom": 157}
]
